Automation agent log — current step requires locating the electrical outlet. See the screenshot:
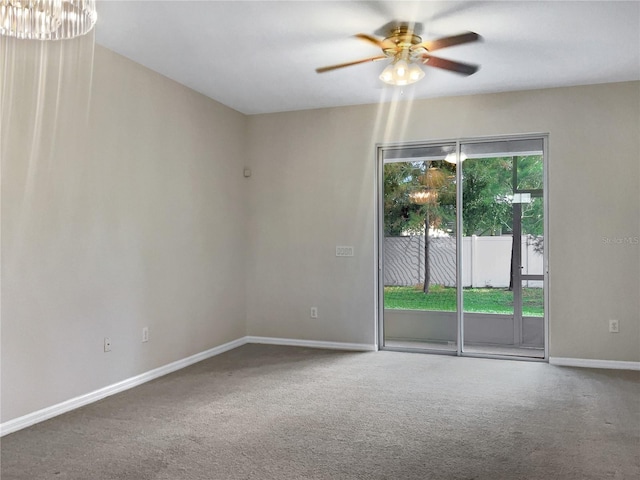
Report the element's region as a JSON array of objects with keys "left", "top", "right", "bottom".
[
  {"left": 310, "top": 307, "right": 318, "bottom": 319},
  {"left": 142, "top": 327, "right": 149, "bottom": 343},
  {"left": 104, "top": 337, "right": 112, "bottom": 352},
  {"left": 609, "top": 319, "right": 619, "bottom": 333}
]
